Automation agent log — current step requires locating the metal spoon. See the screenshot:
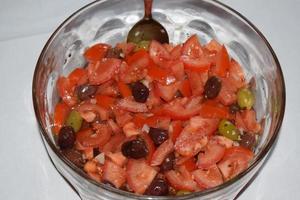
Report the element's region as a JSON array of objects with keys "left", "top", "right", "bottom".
[{"left": 127, "top": 0, "right": 169, "bottom": 44}]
